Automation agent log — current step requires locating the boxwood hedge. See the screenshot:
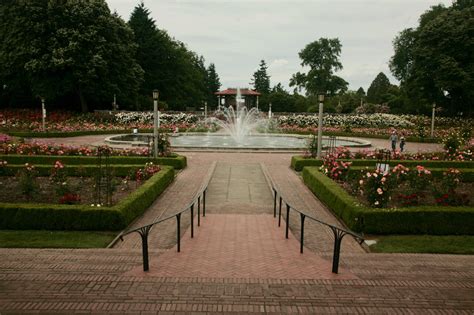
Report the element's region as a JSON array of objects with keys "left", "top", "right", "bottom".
[
  {"left": 0, "top": 166, "right": 174, "bottom": 230},
  {"left": 291, "top": 155, "right": 474, "bottom": 172},
  {"left": 302, "top": 167, "right": 474, "bottom": 235},
  {"left": 0, "top": 154, "right": 187, "bottom": 169}
]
